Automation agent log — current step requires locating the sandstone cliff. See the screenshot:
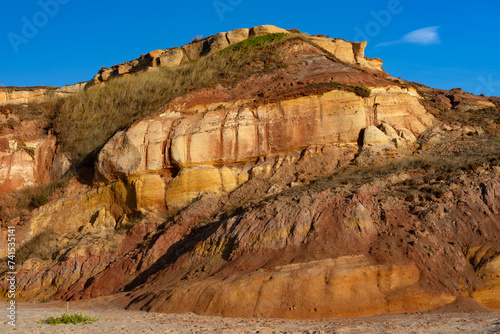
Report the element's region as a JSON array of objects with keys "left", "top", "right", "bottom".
[
  {"left": 0, "top": 83, "right": 87, "bottom": 106},
  {"left": 91, "top": 25, "right": 386, "bottom": 86},
  {"left": 1, "top": 25, "right": 500, "bottom": 319}
]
